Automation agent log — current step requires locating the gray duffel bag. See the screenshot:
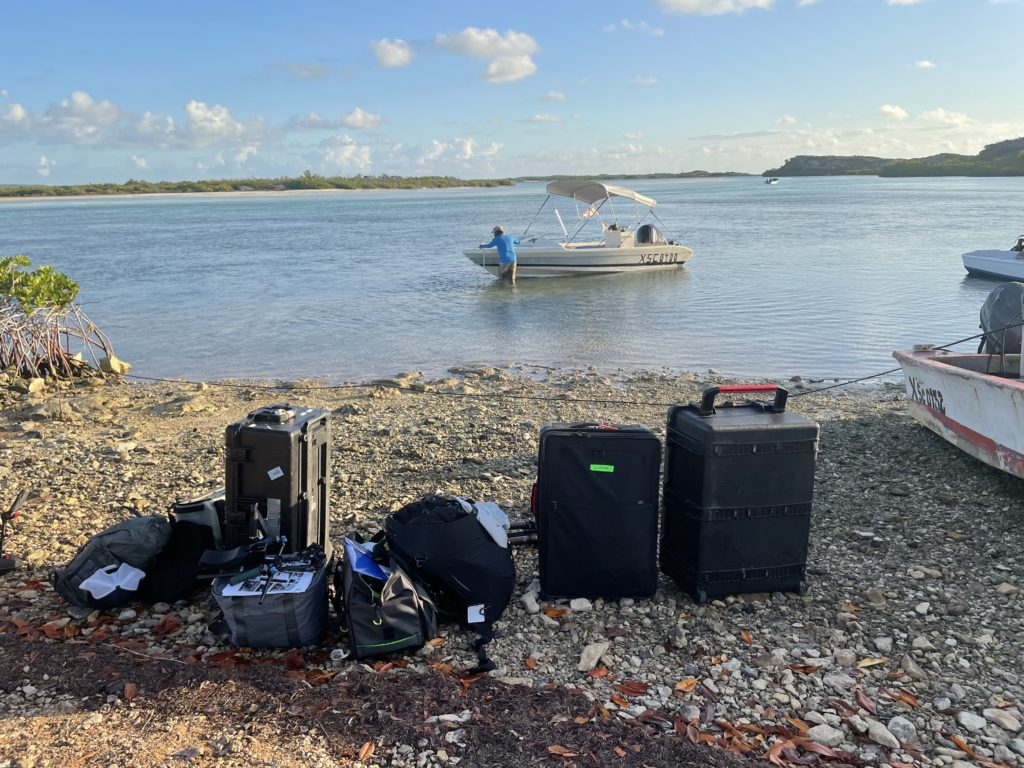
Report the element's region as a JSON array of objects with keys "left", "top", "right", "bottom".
[{"left": 212, "top": 548, "right": 328, "bottom": 648}]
